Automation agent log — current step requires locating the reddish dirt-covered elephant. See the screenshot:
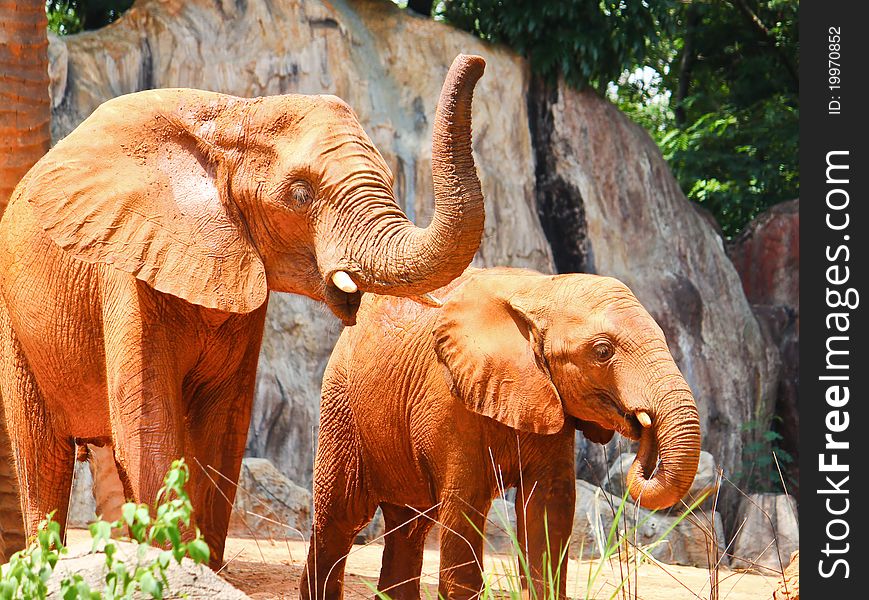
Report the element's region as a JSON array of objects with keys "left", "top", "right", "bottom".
[
  {"left": 0, "top": 55, "right": 487, "bottom": 566},
  {"left": 302, "top": 267, "right": 702, "bottom": 599}
]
